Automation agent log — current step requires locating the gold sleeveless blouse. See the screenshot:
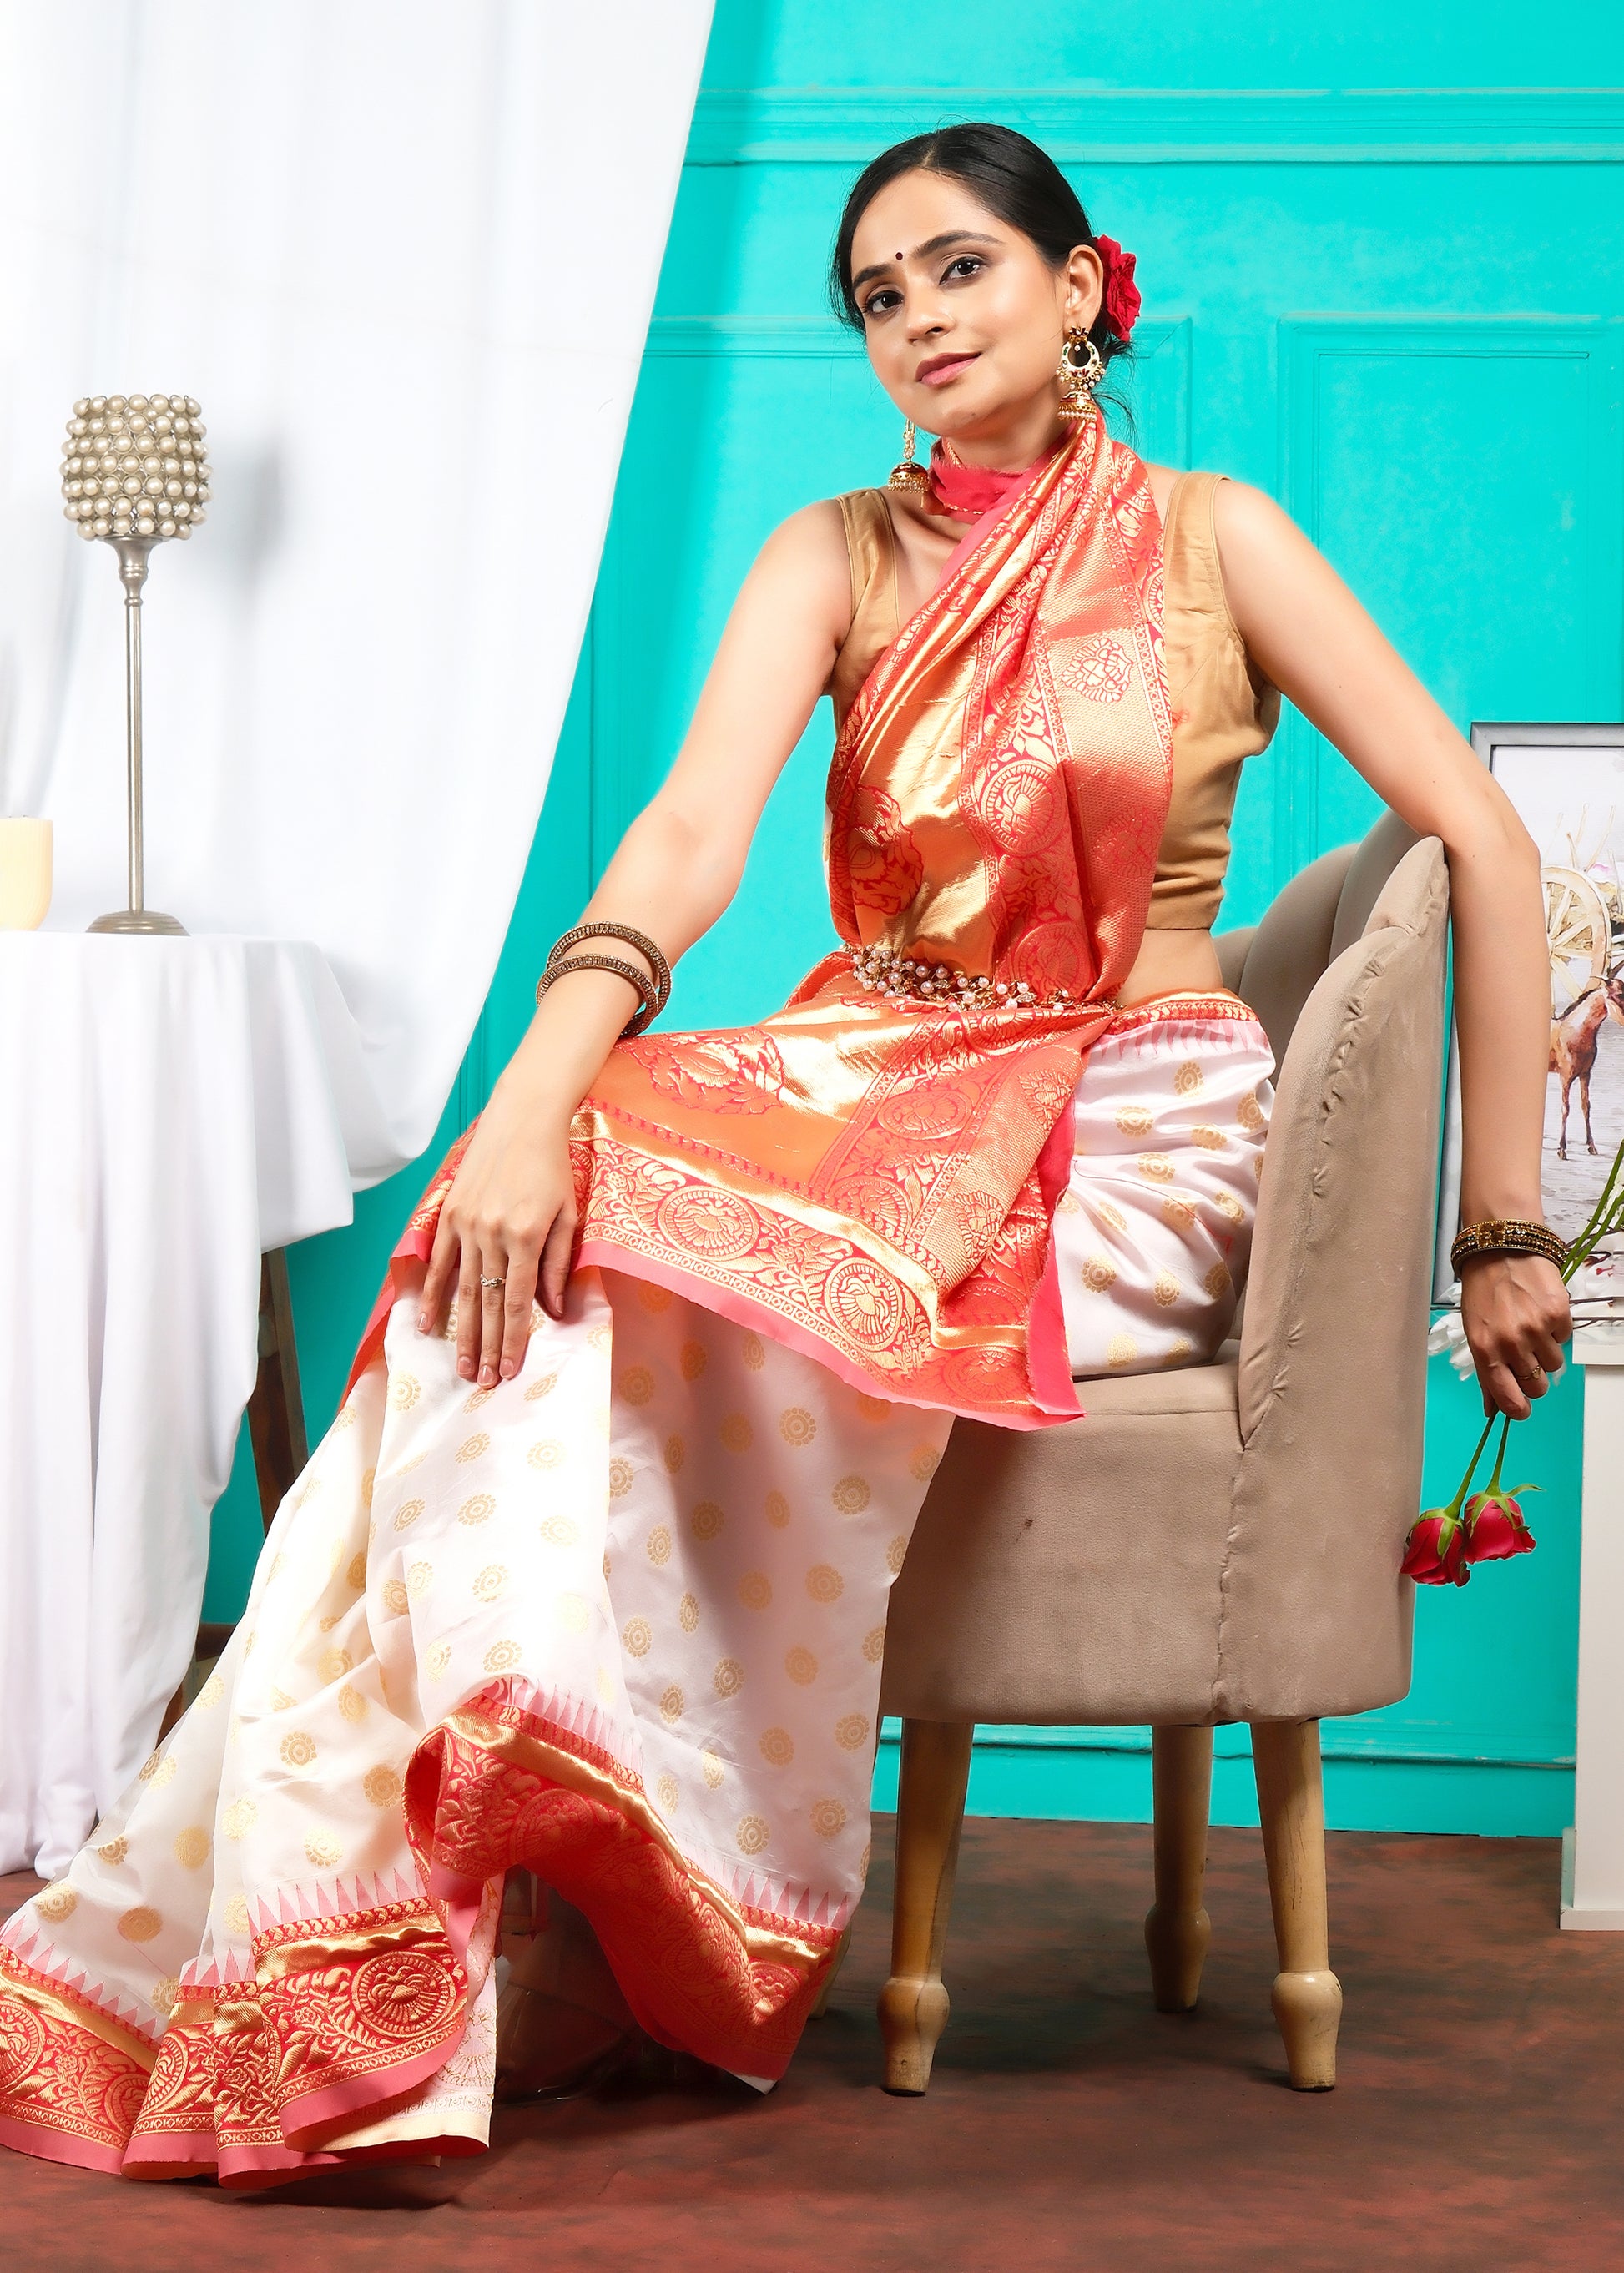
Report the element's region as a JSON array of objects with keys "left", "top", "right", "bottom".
[{"left": 831, "top": 470, "right": 1280, "bottom": 931}]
